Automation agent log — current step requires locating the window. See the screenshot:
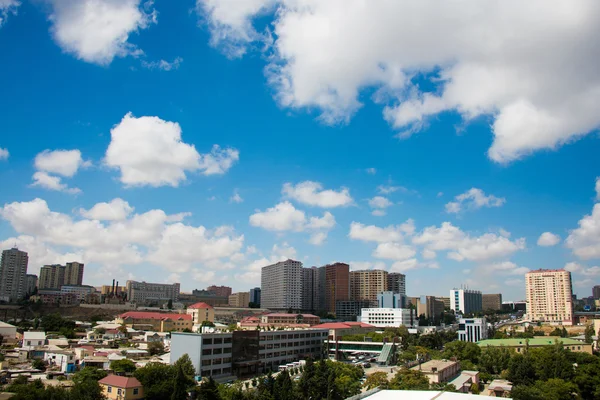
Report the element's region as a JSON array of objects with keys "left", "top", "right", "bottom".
[
  {"left": 107, "top": 387, "right": 112, "bottom": 393},
  {"left": 133, "top": 388, "right": 139, "bottom": 395},
  {"left": 117, "top": 389, "right": 122, "bottom": 395}
]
